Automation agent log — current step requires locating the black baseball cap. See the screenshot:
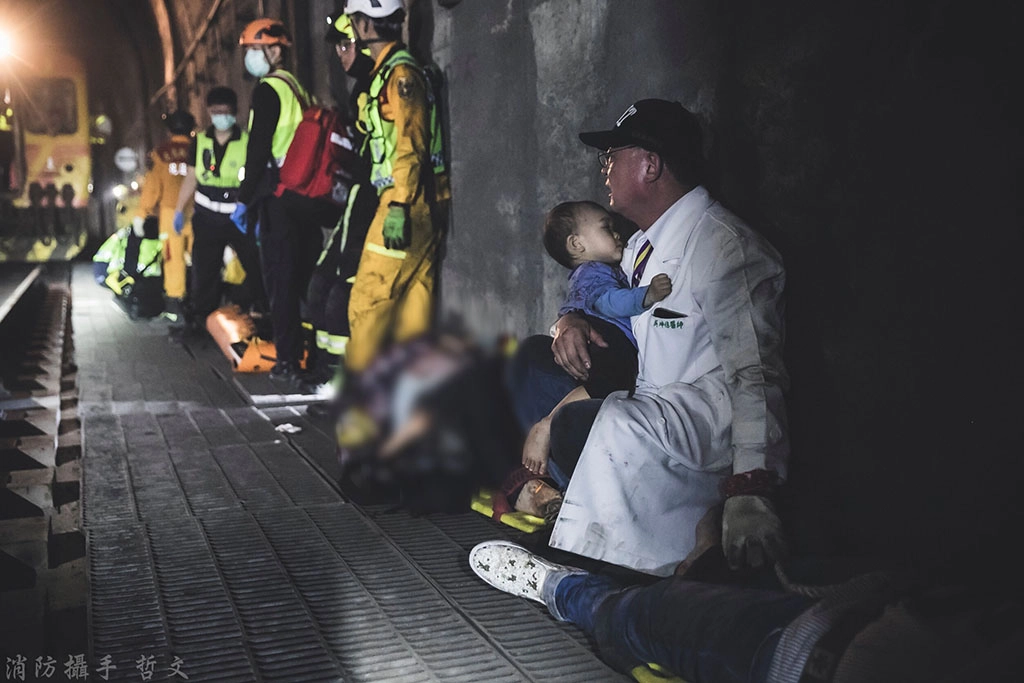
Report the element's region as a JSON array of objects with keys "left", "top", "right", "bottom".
[{"left": 579, "top": 99, "right": 703, "bottom": 163}]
